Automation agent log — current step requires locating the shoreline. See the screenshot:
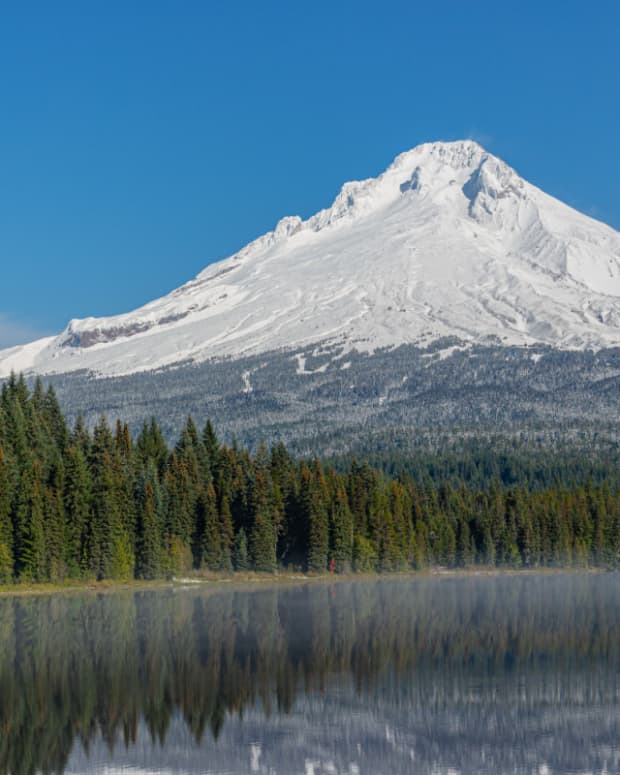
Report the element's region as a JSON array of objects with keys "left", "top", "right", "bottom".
[{"left": 0, "top": 565, "right": 612, "bottom": 599}]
